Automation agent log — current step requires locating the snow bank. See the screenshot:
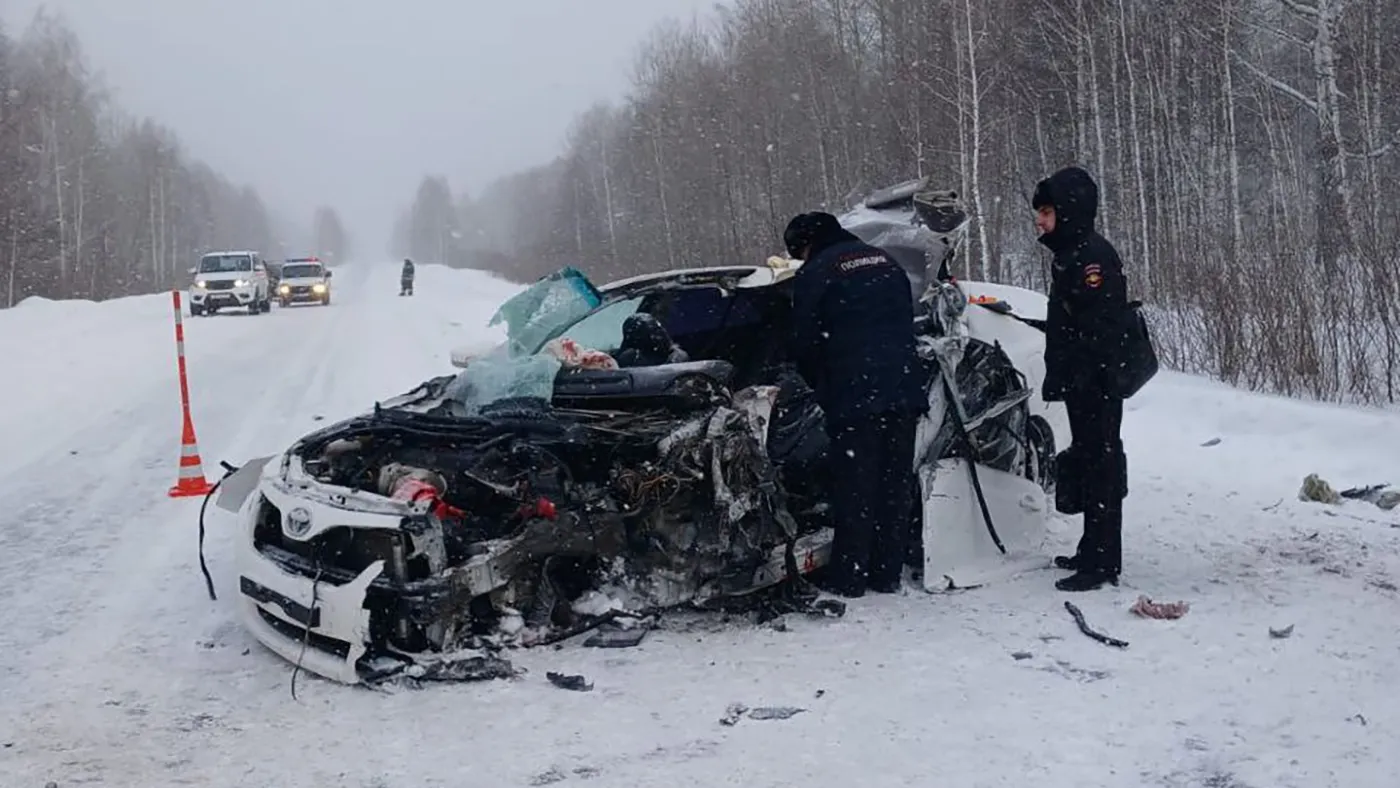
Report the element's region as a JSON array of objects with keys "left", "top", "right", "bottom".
[
  {"left": 1130, "top": 370, "right": 1400, "bottom": 496},
  {"left": 0, "top": 291, "right": 179, "bottom": 477}
]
